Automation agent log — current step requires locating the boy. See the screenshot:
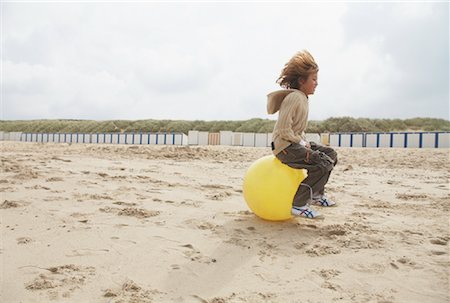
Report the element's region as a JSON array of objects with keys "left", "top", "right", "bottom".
[{"left": 267, "top": 50, "right": 338, "bottom": 219}]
